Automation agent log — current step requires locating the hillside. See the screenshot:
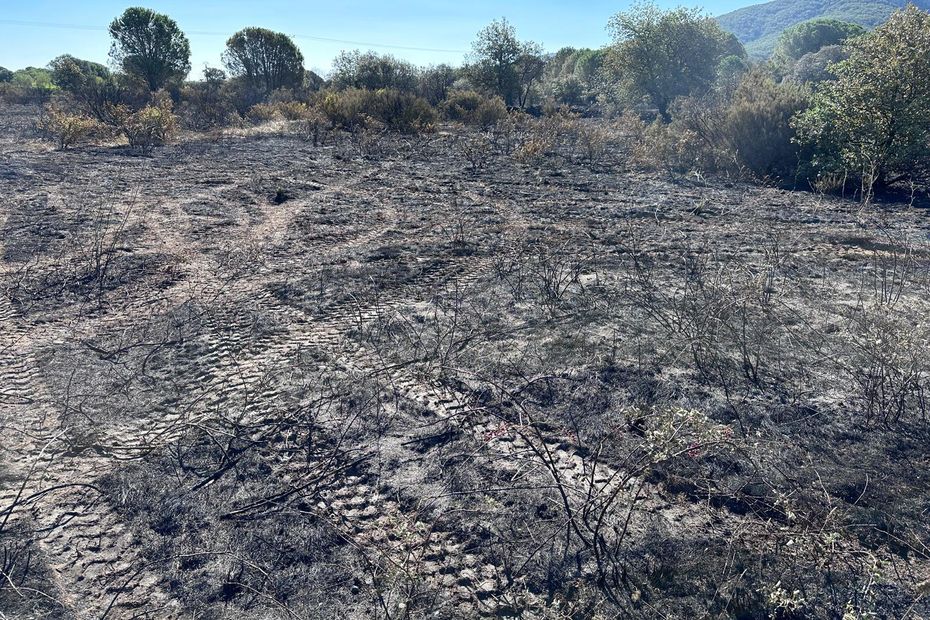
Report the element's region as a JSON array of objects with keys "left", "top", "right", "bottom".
[{"left": 717, "top": 0, "right": 930, "bottom": 56}]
